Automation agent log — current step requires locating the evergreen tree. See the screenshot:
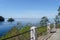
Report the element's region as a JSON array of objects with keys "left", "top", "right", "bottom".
[{"left": 40, "top": 16, "right": 49, "bottom": 27}]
